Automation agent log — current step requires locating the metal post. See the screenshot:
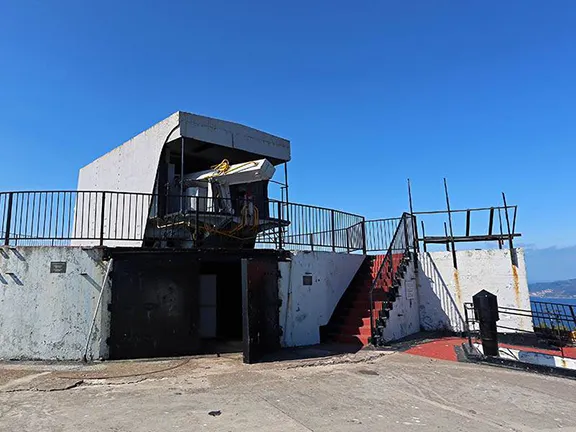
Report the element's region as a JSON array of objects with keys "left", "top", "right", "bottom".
[
  {"left": 83, "top": 258, "right": 113, "bottom": 362},
  {"left": 444, "top": 222, "right": 450, "bottom": 252},
  {"left": 488, "top": 207, "right": 494, "bottom": 236},
  {"left": 502, "top": 193, "right": 517, "bottom": 266},
  {"left": 473, "top": 290, "right": 499, "bottom": 356},
  {"left": 180, "top": 137, "right": 185, "bottom": 212},
  {"left": 195, "top": 202, "right": 200, "bottom": 248},
  {"left": 444, "top": 178, "right": 457, "bottom": 269},
  {"left": 407, "top": 179, "right": 419, "bottom": 252},
  {"left": 420, "top": 220, "right": 427, "bottom": 253},
  {"left": 277, "top": 201, "right": 283, "bottom": 250},
  {"left": 331, "top": 209, "right": 336, "bottom": 252},
  {"left": 4, "top": 192, "right": 13, "bottom": 246},
  {"left": 99, "top": 192, "right": 106, "bottom": 246},
  {"left": 502, "top": 193, "right": 513, "bottom": 250},
  {"left": 403, "top": 213, "right": 409, "bottom": 249},
  {"left": 283, "top": 162, "right": 289, "bottom": 206},
  {"left": 361, "top": 218, "right": 367, "bottom": 255}
]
